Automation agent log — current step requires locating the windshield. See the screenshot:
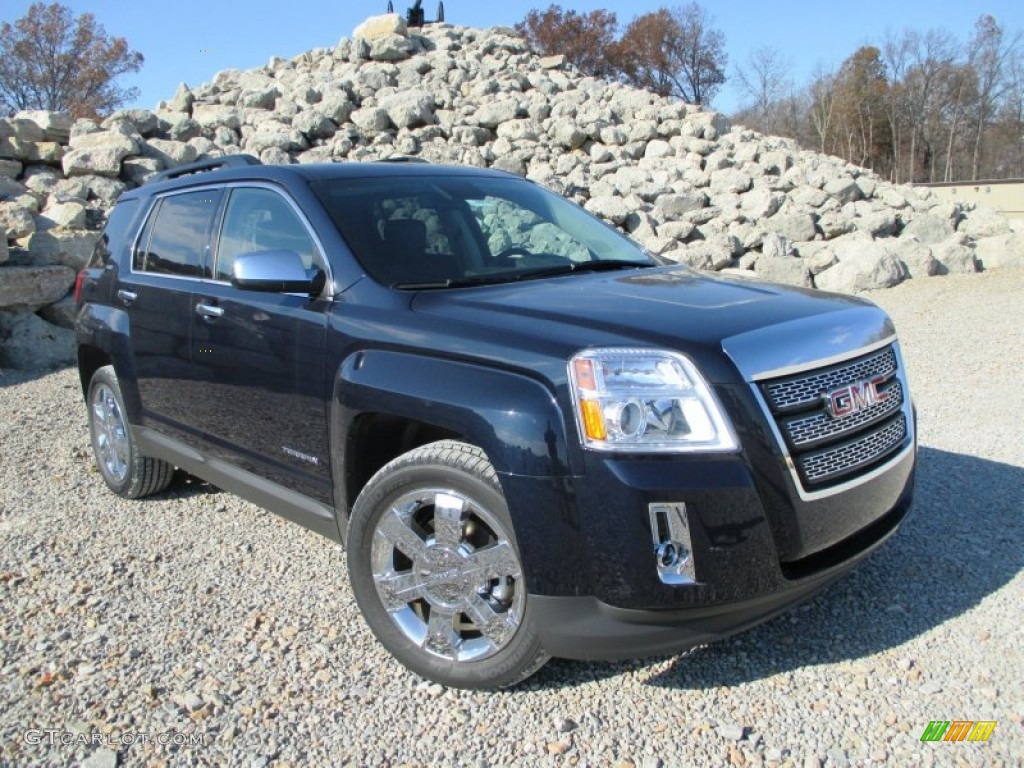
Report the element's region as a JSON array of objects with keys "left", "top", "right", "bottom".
[{"left": 311, "top": 174, "right": 654, "bottom": 288}]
